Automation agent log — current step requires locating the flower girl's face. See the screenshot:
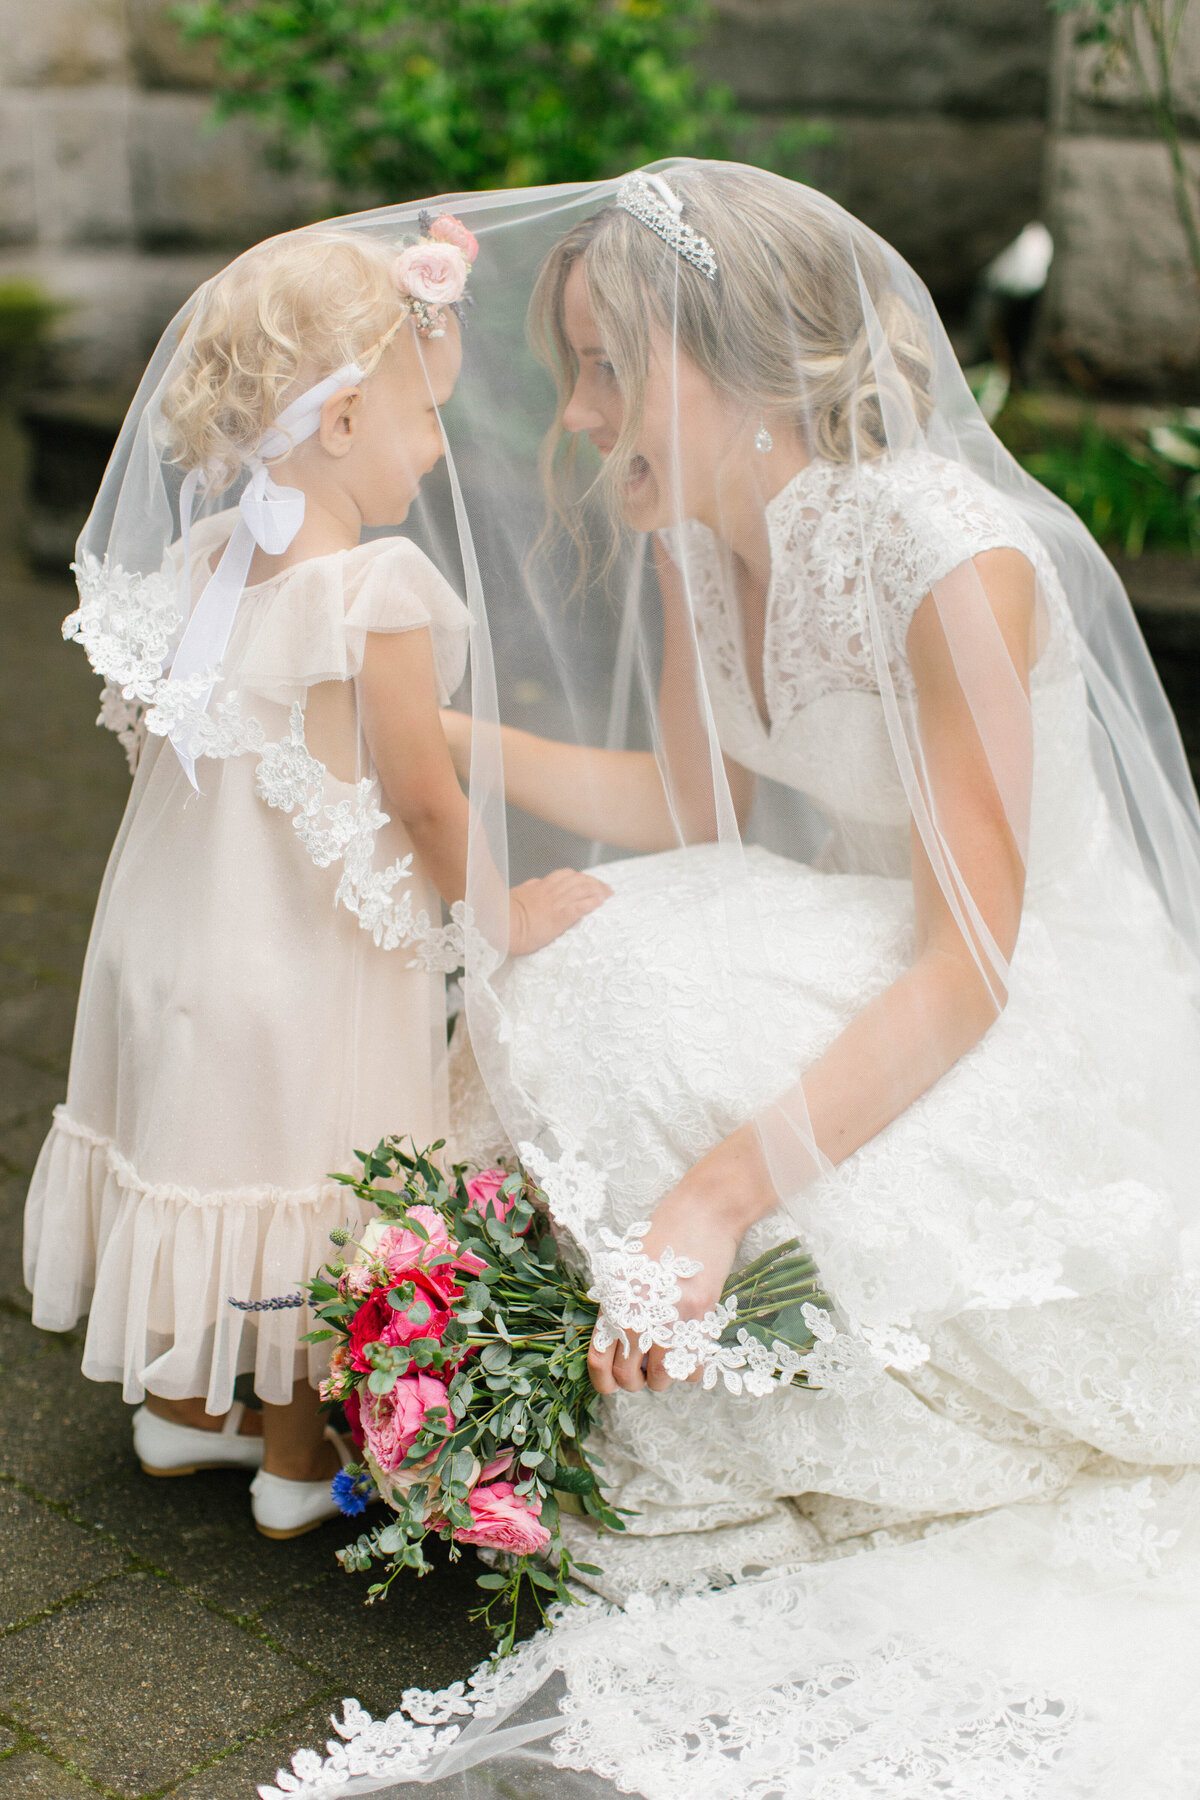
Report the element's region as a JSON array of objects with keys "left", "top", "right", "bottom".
[
  {"left": 560, "top": 260, "right": 747, "bottom": 535},
  {"left": 340, "top": 321, "right": 462, "bottom": 526}
]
